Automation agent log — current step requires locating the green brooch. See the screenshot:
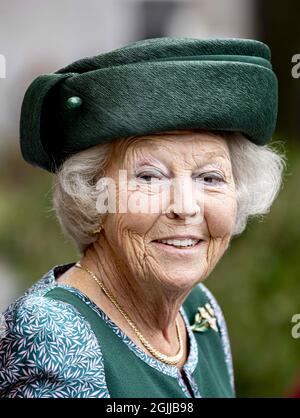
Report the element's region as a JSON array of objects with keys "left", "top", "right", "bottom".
[{"left": 190, "top": 303, "right": 218, "bottom": 333}]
